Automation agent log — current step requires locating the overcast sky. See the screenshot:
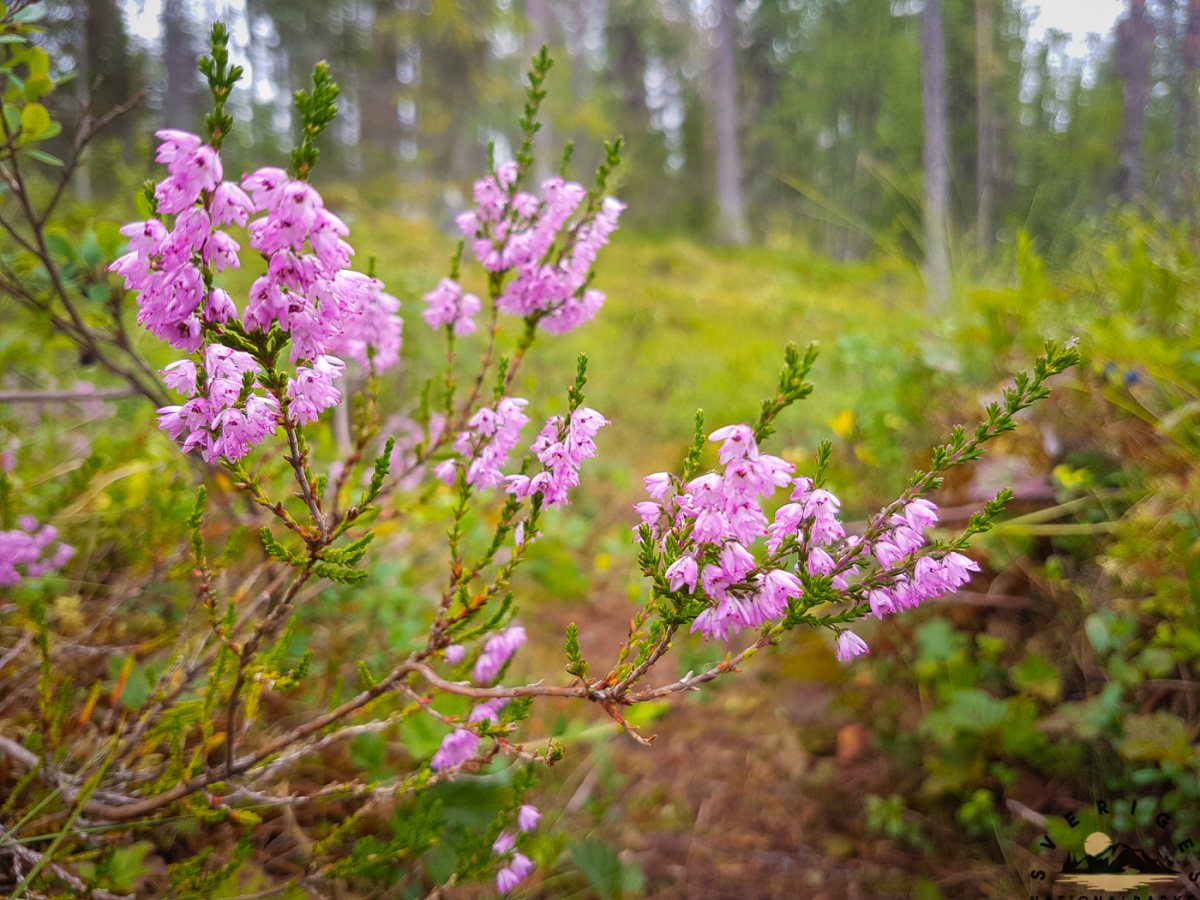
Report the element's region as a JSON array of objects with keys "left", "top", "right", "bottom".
[
  {"left": 1027, "top": 0, "right": 1124, "bottom": 52},
  {"left": 125, "top": 0, "right": 1130, "bottom": 49}
]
